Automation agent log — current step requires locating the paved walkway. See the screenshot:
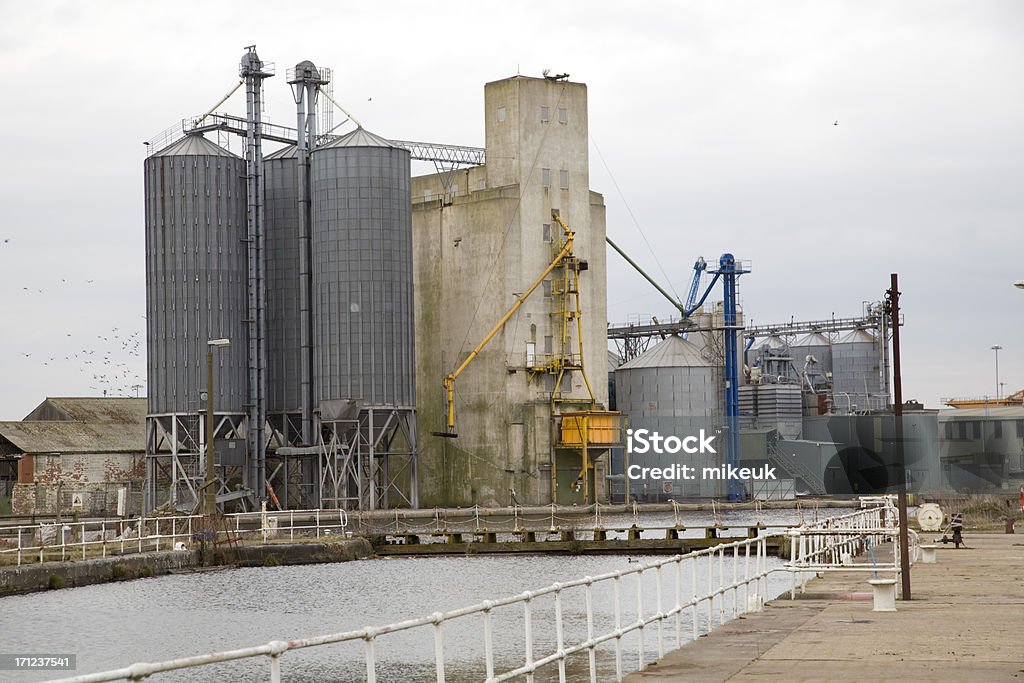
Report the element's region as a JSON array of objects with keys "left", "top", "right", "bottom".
[{"left": 626, "top": 533, "right": 1024, "bottom": 682}]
